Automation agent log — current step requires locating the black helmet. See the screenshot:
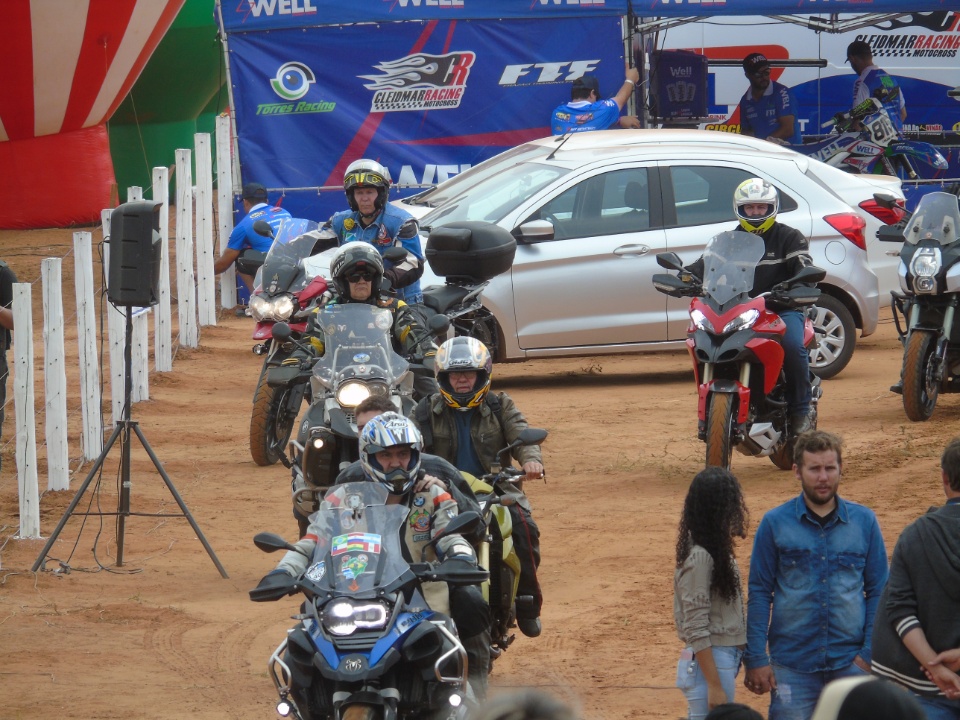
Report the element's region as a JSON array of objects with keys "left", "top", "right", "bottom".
[
  {"left": 329, "top": 241, "right": 384, "bottom": 301},
  {"left": 344, "top": 159, "right": 391, "bottom": 214}
]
